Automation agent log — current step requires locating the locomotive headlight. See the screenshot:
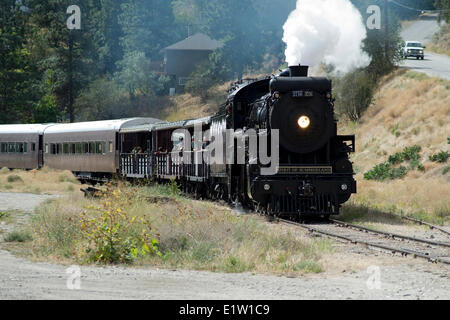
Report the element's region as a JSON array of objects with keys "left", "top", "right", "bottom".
[
  {"left": 264, "top": 184, "right": 271, "bottom": 191},
  {"left": 341, "top": 184, "right": 348, "bottom": 191},
  {"left": 297, "top": 116, "right": 311, "bottom": 129},
  {"left": 273, "top": 92, "right": 280, "bottom": 99}
]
